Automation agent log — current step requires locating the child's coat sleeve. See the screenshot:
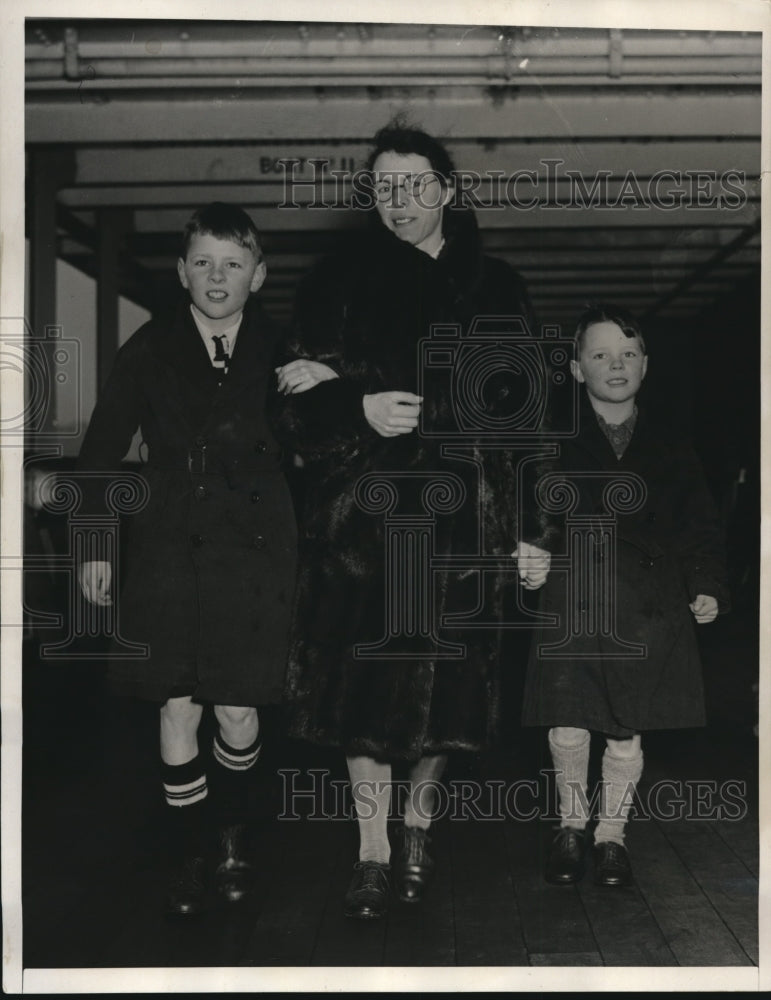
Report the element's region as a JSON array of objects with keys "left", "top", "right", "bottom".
[
  {"left": 674, "top": 442, "right": 731, "bottom": 612},
  {"left": 77, "top": 331, "right": 145, "bottom": 514}
]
